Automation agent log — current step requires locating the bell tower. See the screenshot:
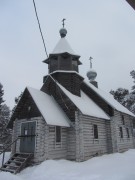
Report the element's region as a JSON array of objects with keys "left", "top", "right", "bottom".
[
  {"left": 42, "top": 21, "right": 83, "bottom": 96},
  {"left": 43, "top": 20, "right": 82, "bottom": 73}
]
